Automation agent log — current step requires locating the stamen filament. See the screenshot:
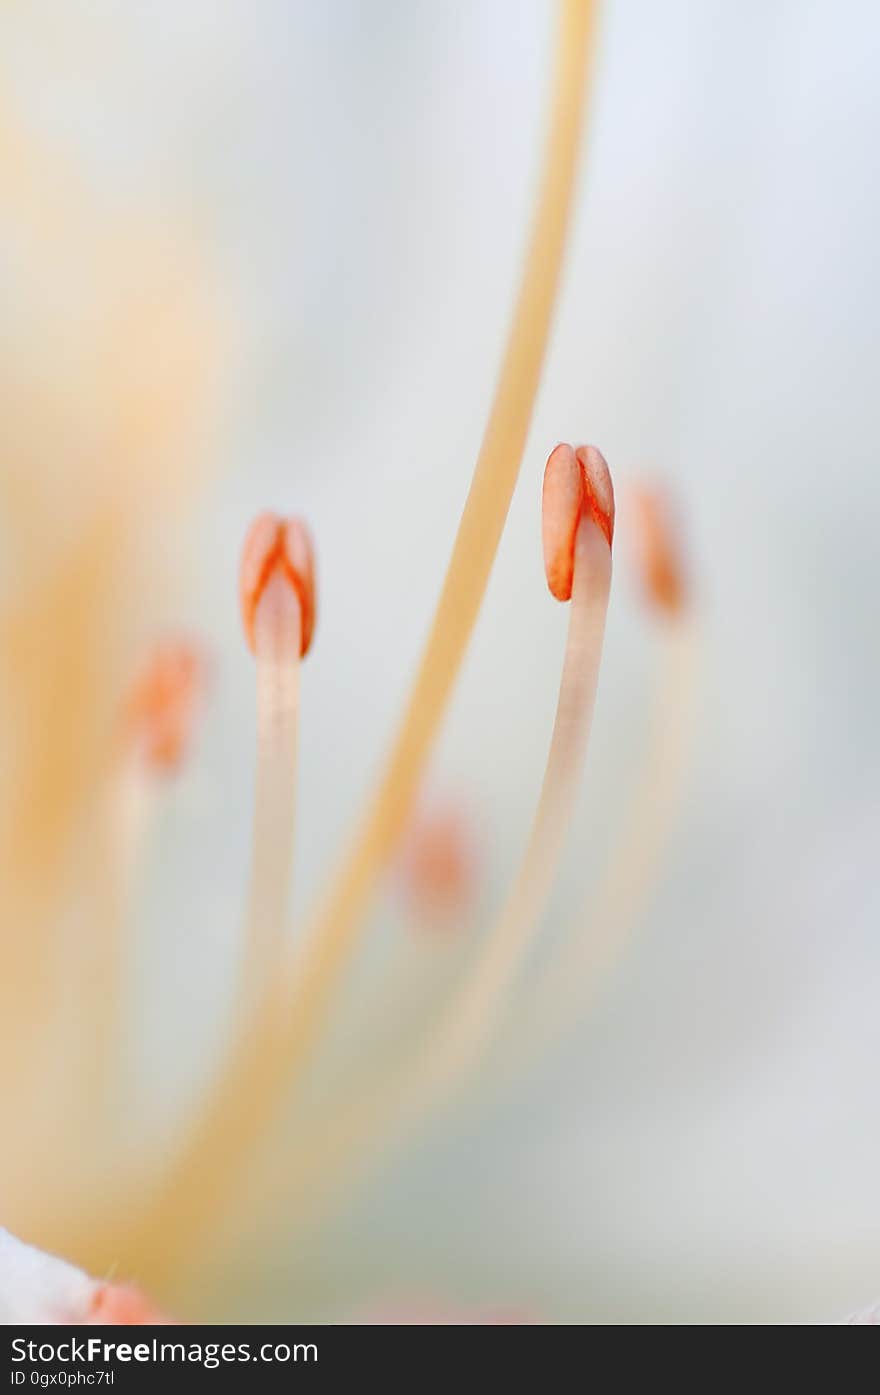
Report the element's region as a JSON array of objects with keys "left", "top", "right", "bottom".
[
  {"left": 433, "top": 513, "right": 611, "bottom": 1067},
  {"left": 460, "top": 484, "right": 697, "bottom": 1085},
  {"left": 508, "top": 611, "right": 698, "bottom": 1065},
  {"left": 77, "top": 757, "right": 155, "bottom": 1124},
  {"left": 237, "top": 511, "right": 314, "bottom": 1005},
  {"left": 81, "top": 641, "right": 207, "bottom": 1122},
  {"left": 241, "top": 570, "right": 302, "bottom": 1006}
]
